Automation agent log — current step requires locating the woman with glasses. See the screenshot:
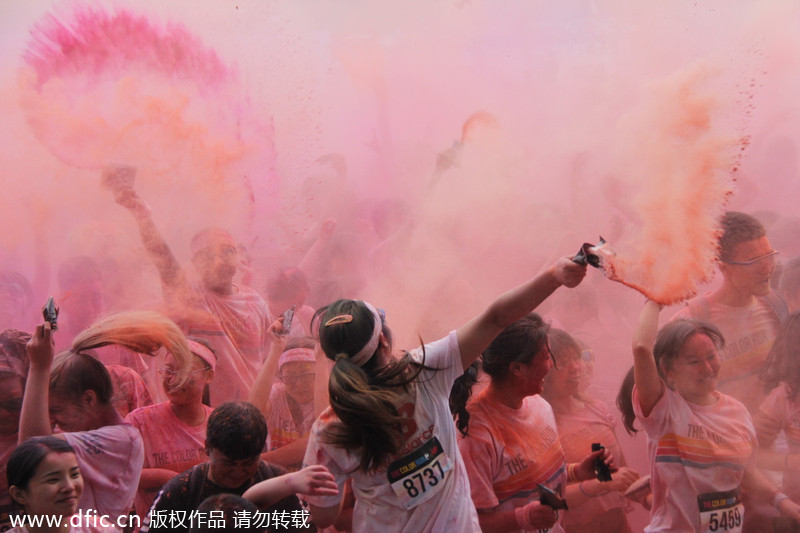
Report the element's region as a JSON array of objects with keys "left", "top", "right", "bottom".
[
  {"left": 541, "top": 329, "right": 641, "bottom": 533},
  {"left": 250, "top": 317, "right": 328, "bottom": 470},
  {"left": 302, "top": 256, "right": 588, "bottom": 532},
  {"left": 20, "top": 310, "right": 194, "bottom": 527},
  {"left": 125, "top": 337, "right": 216, "bottom": 518}
]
